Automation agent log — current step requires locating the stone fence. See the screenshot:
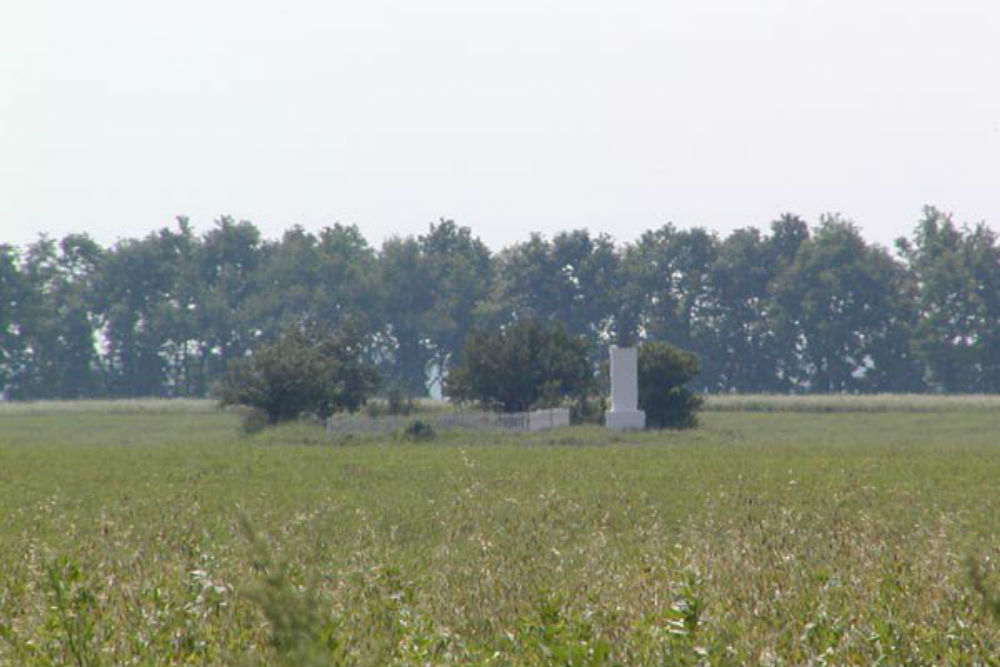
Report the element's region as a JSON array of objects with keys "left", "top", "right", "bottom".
[{"left": 326, "top": 407, "right": 570, "bottom": 435}]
